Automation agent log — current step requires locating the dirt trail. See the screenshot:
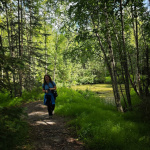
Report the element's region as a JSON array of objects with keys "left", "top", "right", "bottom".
[{"left": 23, "top": 100, "right": 85, "bottom": 150}]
